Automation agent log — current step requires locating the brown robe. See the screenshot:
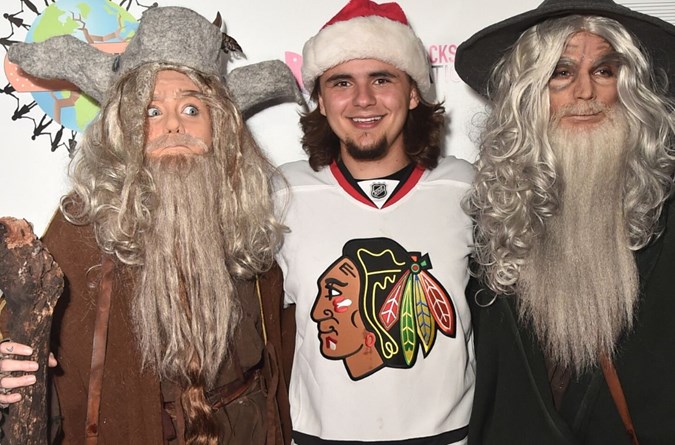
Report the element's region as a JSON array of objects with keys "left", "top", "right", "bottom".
[{"left": 39, "top": 211, "right": 291, "bottom": 444}]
